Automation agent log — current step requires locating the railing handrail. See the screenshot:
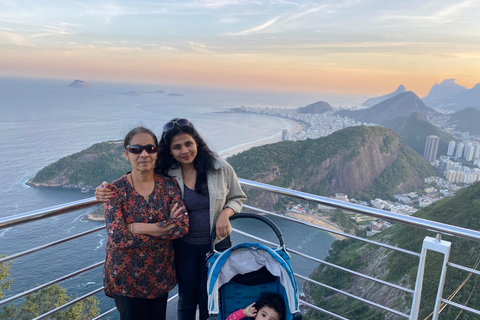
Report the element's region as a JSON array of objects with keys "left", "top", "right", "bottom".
[
  {"left": 0, "top": 197, "right": 99, "bottom": 229},
  {"left": 239, "top": 178, "right": 480, "bottom": 242},
  {"left": 2, "top": 178, "right": 480, "bottom": 319},
  {"left": 3, "top": 179, "right": 480, "bottom": 244}
]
